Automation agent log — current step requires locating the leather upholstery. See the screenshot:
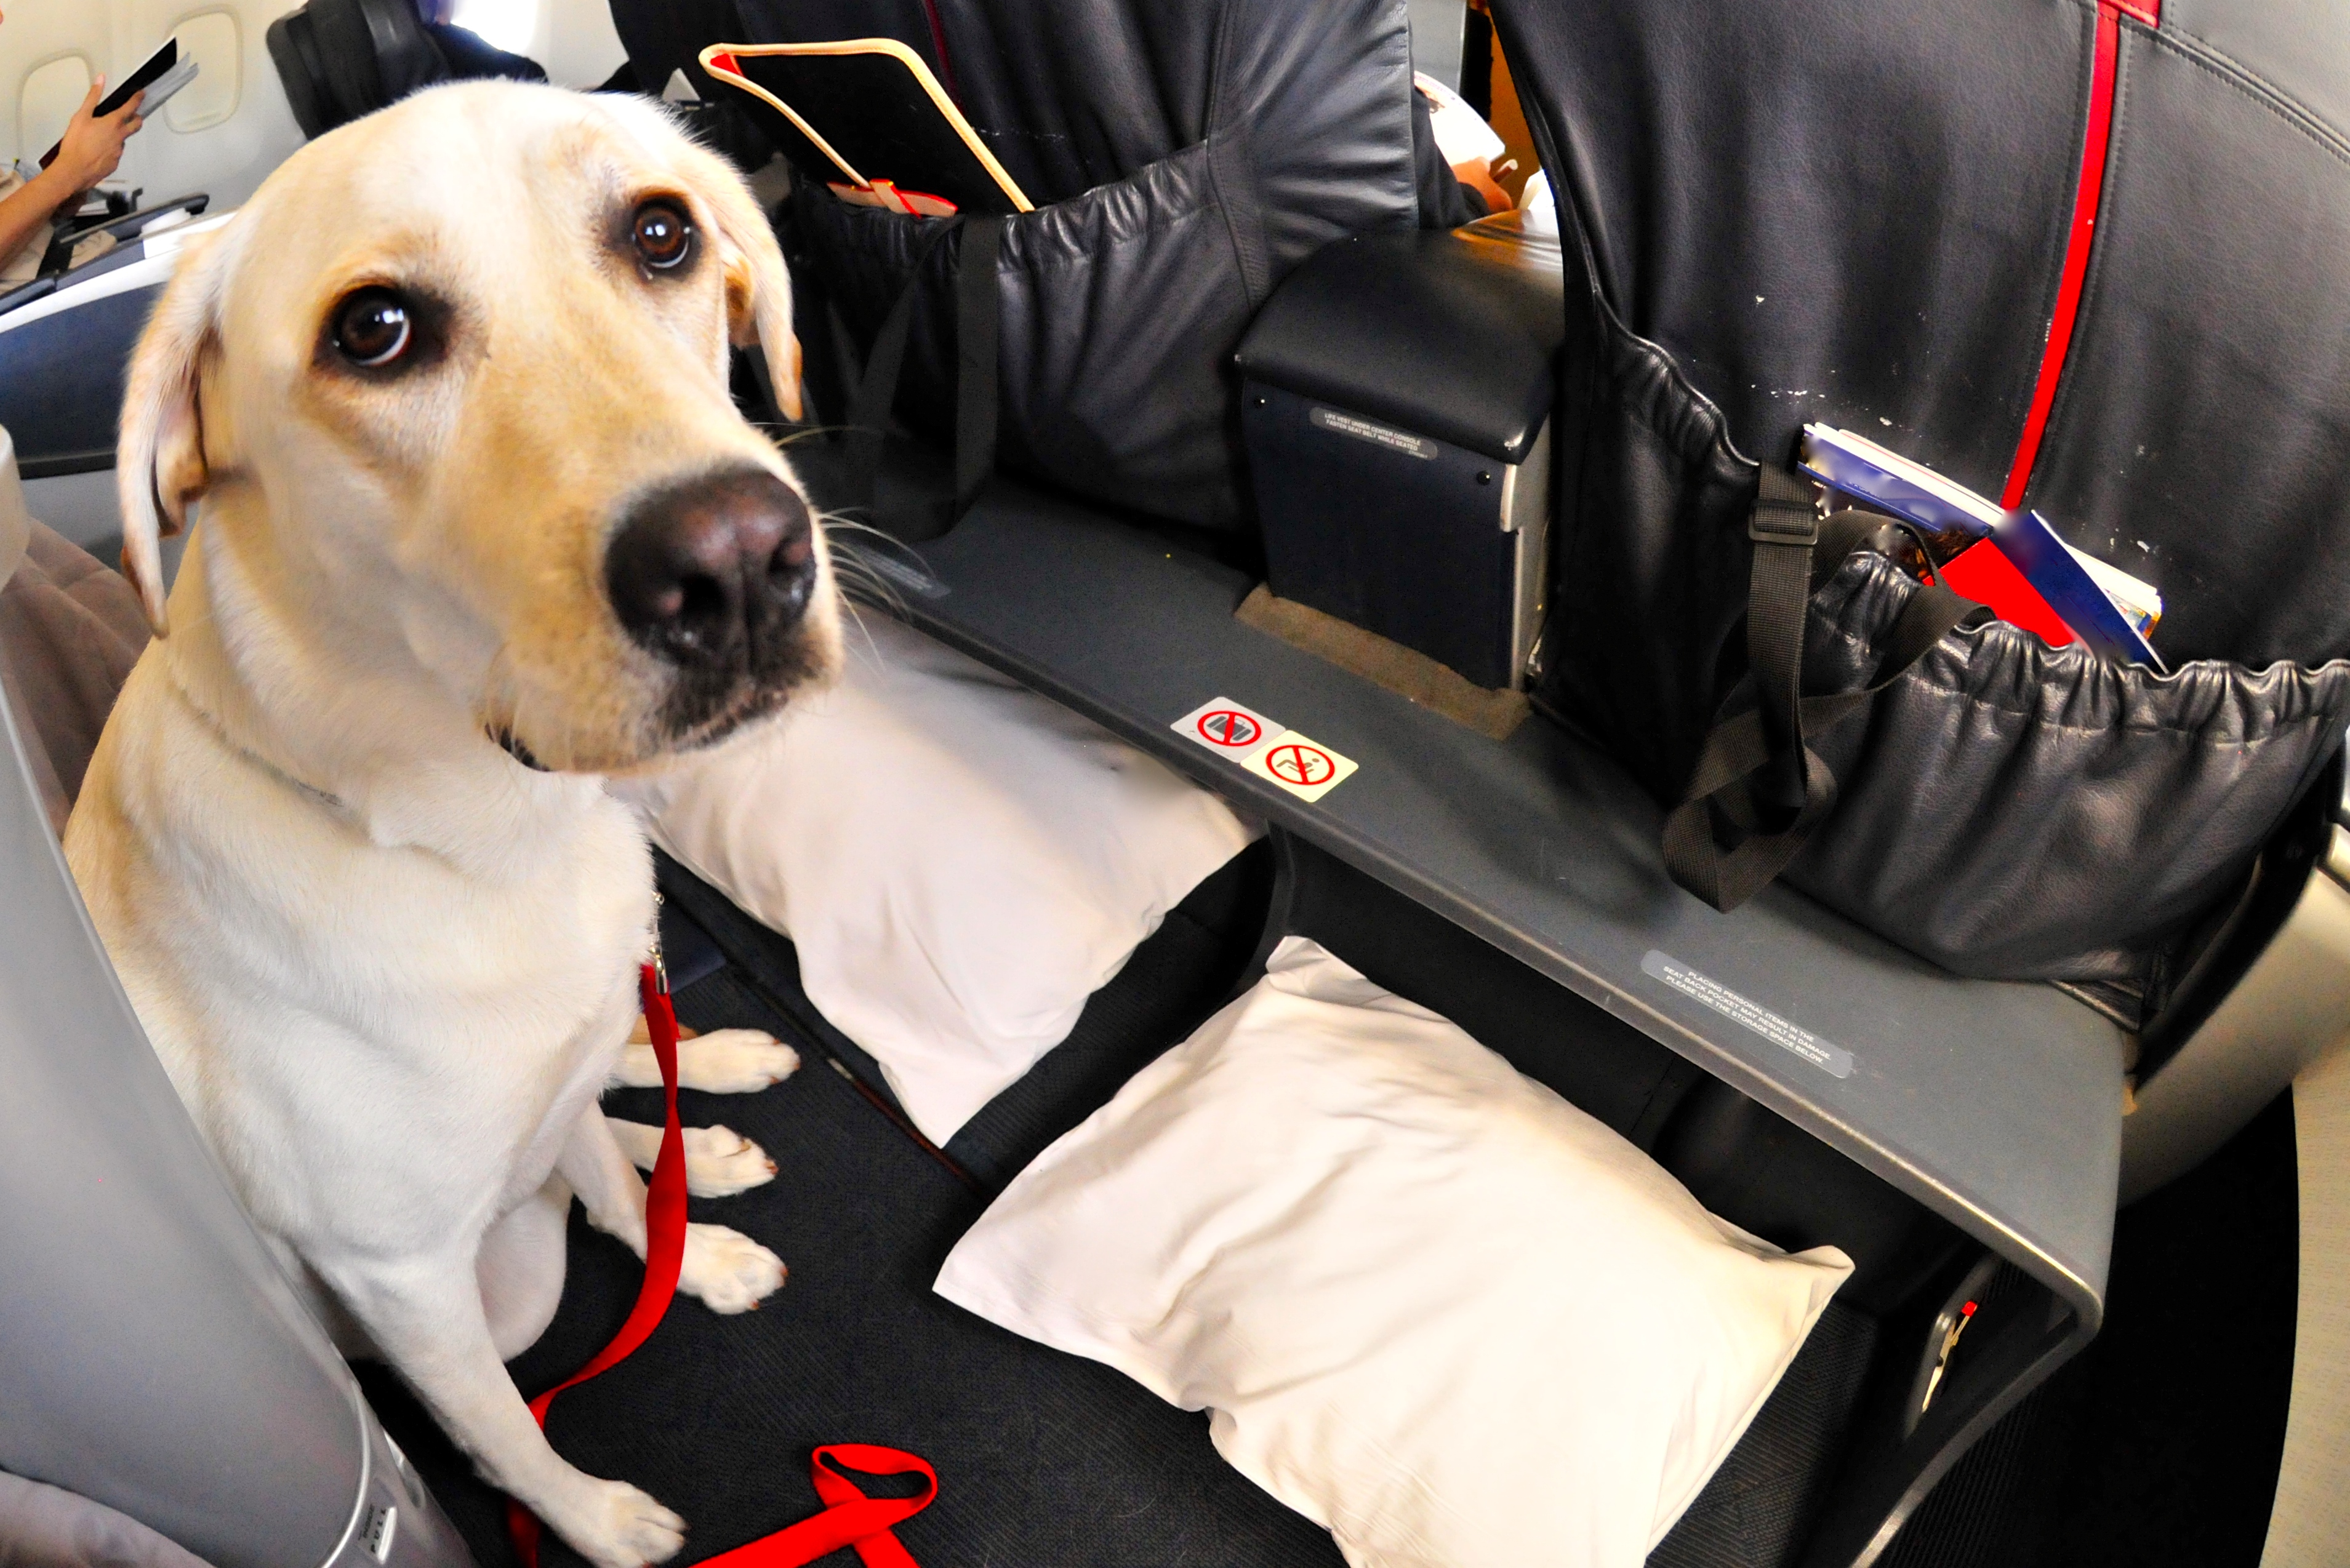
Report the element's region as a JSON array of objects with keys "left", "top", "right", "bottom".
[
  {"left": 308, "top": 0, "right": 447, "bottom": 121},
  {"left": 1504, "top": 0, "right": 2350, "bottom": 998},
  {"left": 766, "top": 0, "right": 1425, "bottom": 528},
  {"left": 1235, "top": 227, "right": 1564, "bottom": 463},
  {"left": 735, "top": 0, "right": 1424, "bottom": 231},
  {"left": 1501, "top": 0, "right": 2350, "bottom": 670},
  {"left": 267, "top": 0, "right": 543, "bottom": 140}
]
